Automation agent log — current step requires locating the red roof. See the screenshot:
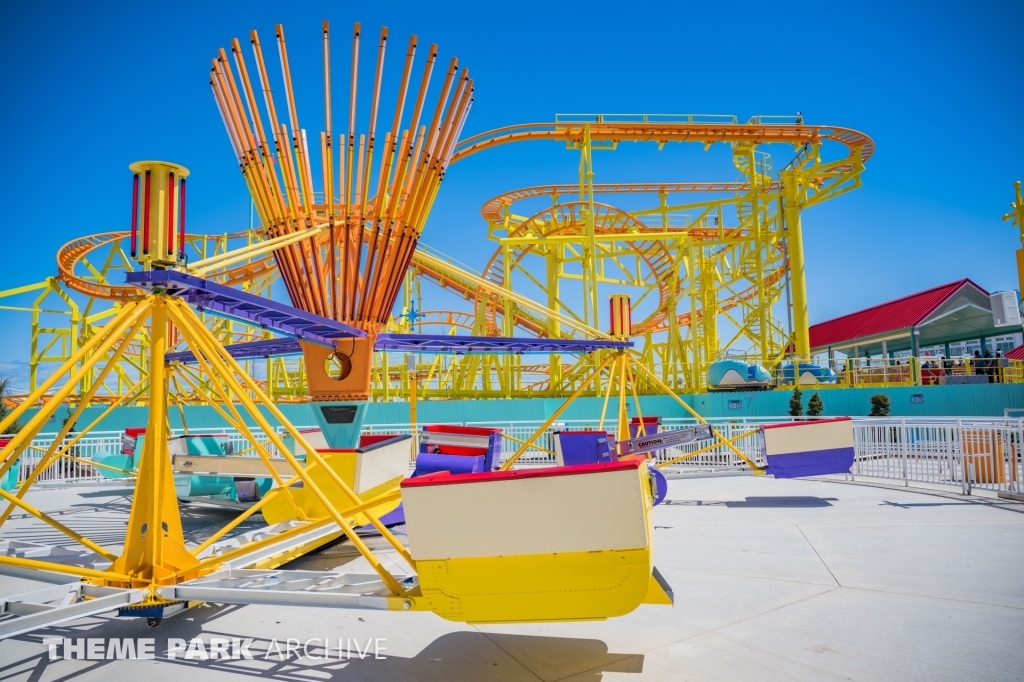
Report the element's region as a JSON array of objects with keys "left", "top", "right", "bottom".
[
  {"left": 809, "top": 279, "right": 988, "bottom": 349},
  {"left": 1006, "top": 345, "right": 1024, "bottom": 360}
]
